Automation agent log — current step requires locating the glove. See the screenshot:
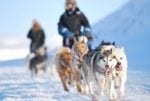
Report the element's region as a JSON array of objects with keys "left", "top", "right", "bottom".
[
  {"left": 65, "top": 31, "right": 74, "bottom": 39},
  {"left": 83, "top": 27, "right": 93, "bottom": 40},
  {"left": 86, "top": 34, "right": 93, "bottom": 40},
  {"left": 59, "top": 27, "right": 74, "bottom": 38}
]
